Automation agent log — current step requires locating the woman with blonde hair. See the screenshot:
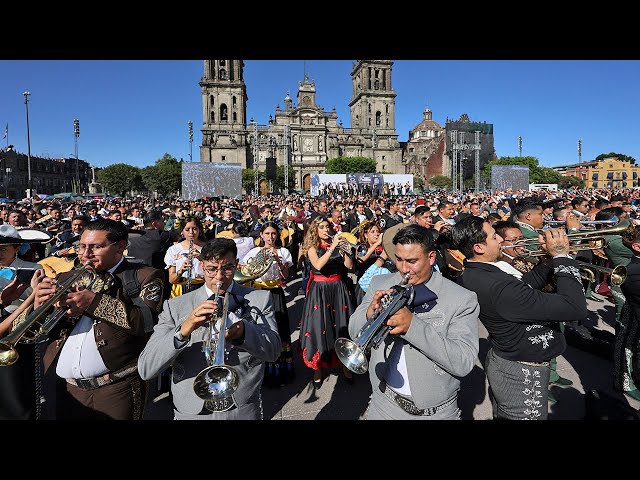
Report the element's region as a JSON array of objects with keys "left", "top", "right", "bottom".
[{"left": 299, "top": 216, "right": 355, "bottom": 388}]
